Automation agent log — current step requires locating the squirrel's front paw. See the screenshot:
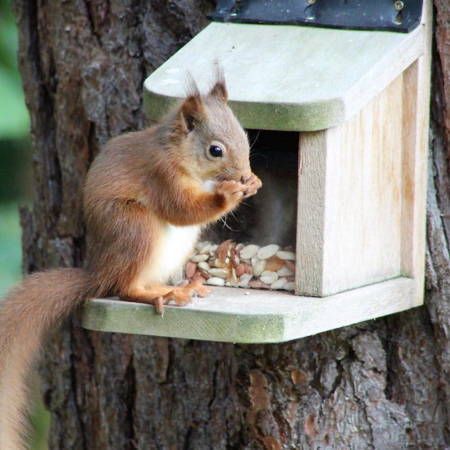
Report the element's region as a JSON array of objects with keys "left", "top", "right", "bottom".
[
  {"left": 242, "top": 173, "right": 262, "bottom": 198},
  {"left": 216, "top": 180, "right": 246, "bottom": 208}
]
